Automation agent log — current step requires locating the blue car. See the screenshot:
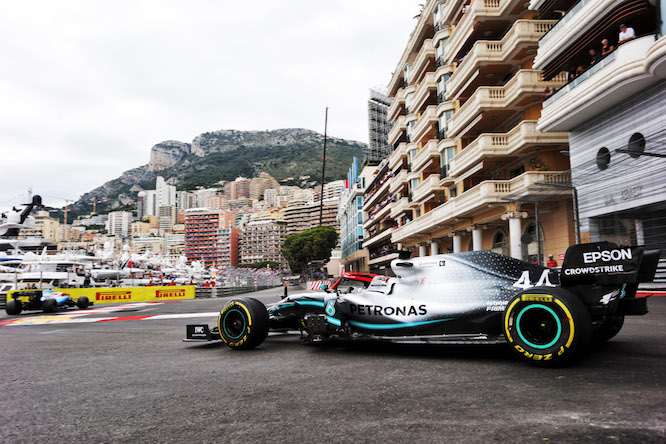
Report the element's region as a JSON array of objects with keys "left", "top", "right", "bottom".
[{"left": 5, "top": 289, "right": 92, "bottom": 315}]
